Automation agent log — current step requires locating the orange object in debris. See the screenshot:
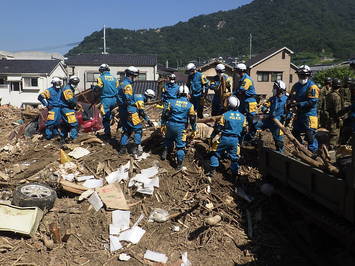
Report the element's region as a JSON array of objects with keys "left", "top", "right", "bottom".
[{"left": 60, "top": 149, "right": 71, "bottom": 164}]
